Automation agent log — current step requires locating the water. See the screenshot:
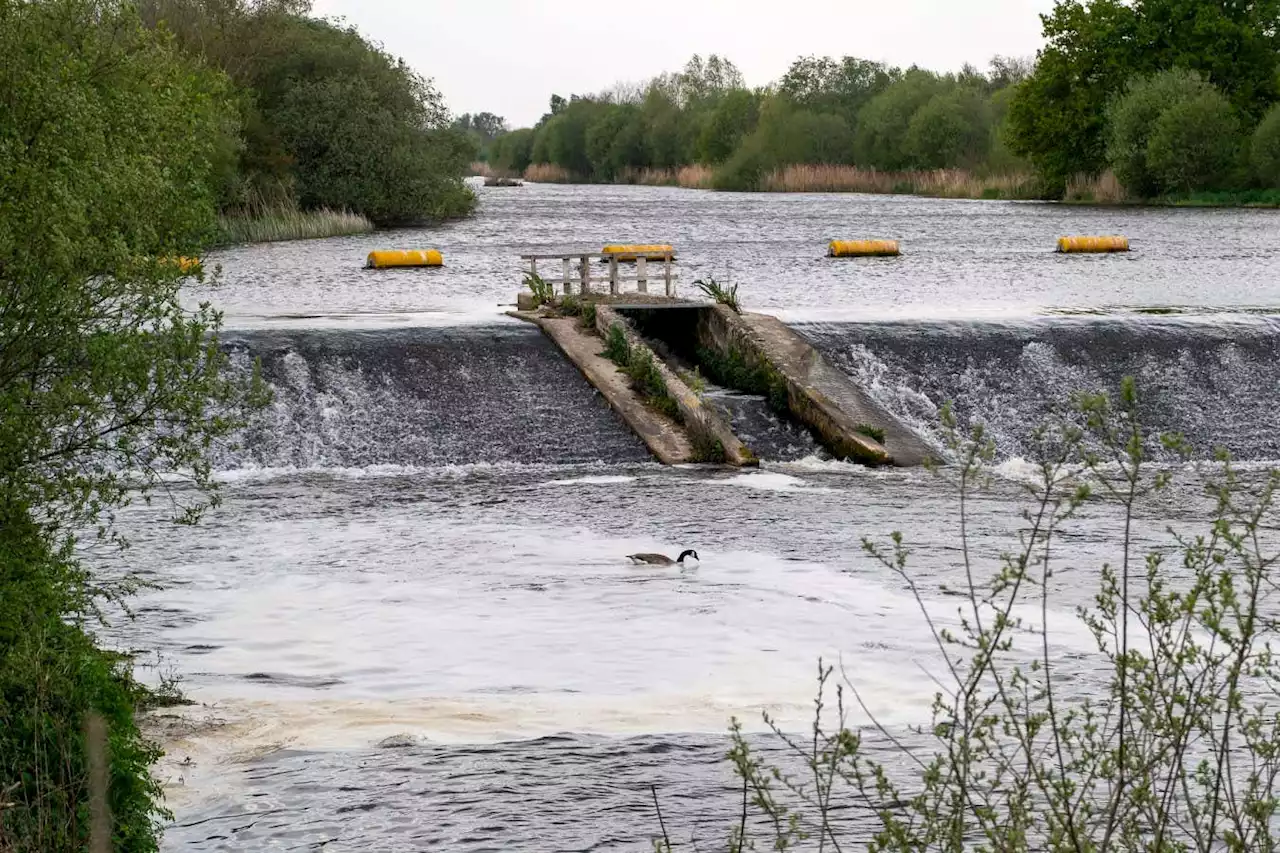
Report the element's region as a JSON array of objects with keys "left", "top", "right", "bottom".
[{"left": 103, "top": 183, "right": 1280, "bottom": 850}]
